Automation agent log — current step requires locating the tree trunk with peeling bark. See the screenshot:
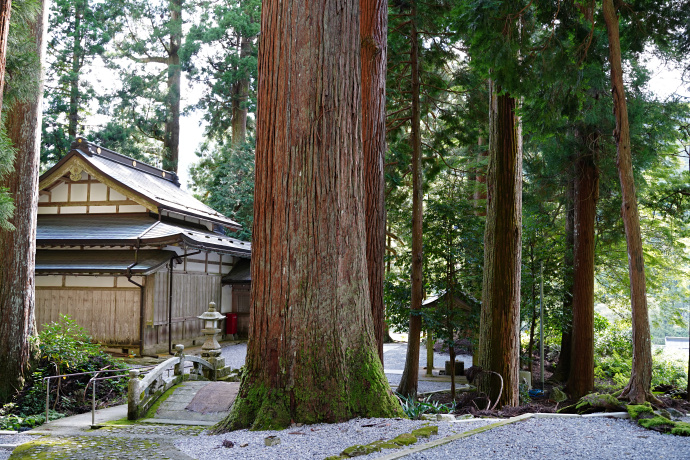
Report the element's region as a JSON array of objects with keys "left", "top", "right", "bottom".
[
  {"left": 0, "top": 0, "right": 46, "bottom": 403},
  {"left": 396, "top": 0, "right": 423, "bottom": 397},
  {"left": 567, "top": 142, "right": 599, "bottom": 399},
  {"left": 554, "top": 172, "right": 574, "bottom": 382},
  {"left": 211, "top": 0, "right": 402, "bottom": 431},
  {"left": 360, "top": 0, "right": 387, "bottom": 363},
  {"left": 0, "top": 0, "right": 12, "bottom": 115},
  {"left": 476, "top": 81, "right": 522, "bottom": 408},
  {"left": 602, "top": 0, "right": 654, "bottom": 404}
]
